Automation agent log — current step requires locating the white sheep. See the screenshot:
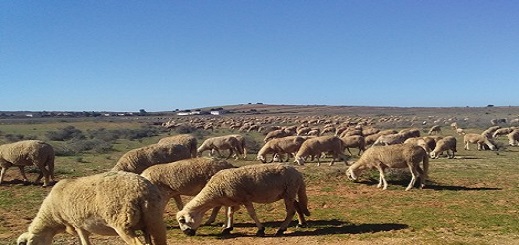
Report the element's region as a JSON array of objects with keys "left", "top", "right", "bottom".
[
  {"left": 346, "top": 144, "right": 429, "bottom": 191},
  {"left": 294, "top": 136, "right": 348, "bottom": 166},
  {"left": 372, "top": 133, "right": 408, "bottom": 146},
  {"left": 492, "top": 127, "right": 516, "bottom": 138},
  {"left": 263, "top": 128, "right": 294, "bottom": 142},
  {"left": 428, "top": 125, "right": 442, "bottom": 135},
  {"left": 430, "top": 136, "right": 457, "bottom": 159},
  {"left": 176, "top": 164, "right": 310, "bottom": 237},
  {"left": 141, "top": 157, "right": 235, "bottom": 225},
  {"left": 157, "top": 134, "right": 198, "bottom": 158},
  {"left": 0, "top": 140, "right": 55, "bottom": 187},
  {"left": 256, "top": 136, "right": 308, "bottom": 163},
  {"left": 197, "top": 135, "right": 244, "bottom": 159},
  {"left": 112, "top": 143, "right": 191, "bottom": 174},
  {"left": 507, "top": 130, "right": 519, "bottom": 146},
  {"left": 481, "top": 126, "right": 501, "bottom": 138},
  {"left": 340, "top": 135, "right": 366, "bottom": 156},
  {"left": 463, "top": 133, "right": 496, "bottom": 151},
  {"left": 404, "top": 137, "right": 431, "bottom": 153},
  {"left": 17, "top": 171, "right": 167, "bottom": 245}
]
